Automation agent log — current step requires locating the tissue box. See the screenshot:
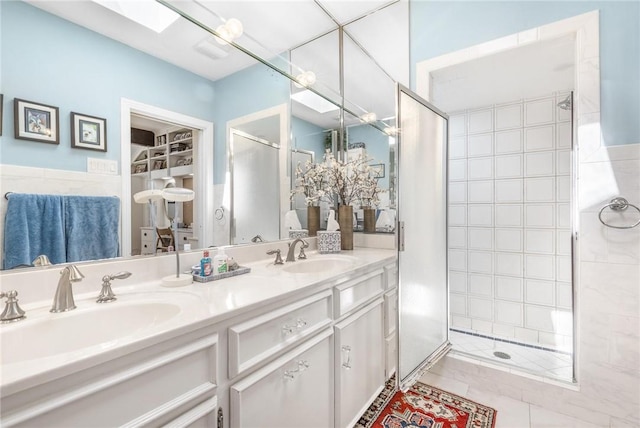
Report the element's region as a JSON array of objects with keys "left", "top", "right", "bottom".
[
  {"left": 288, "top": 229, "right": 309, "bottom": 239},
  {"left": 317, "top": 231, "right": 341, "bottom": 254}
]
